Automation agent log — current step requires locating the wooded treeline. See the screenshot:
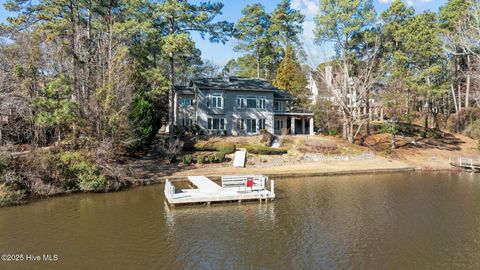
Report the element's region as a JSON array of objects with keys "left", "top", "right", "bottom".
[
  {"left": 0, "top": 0, "right": 235, "bottom": 149},
  {"left": 1, "top": 0, "right": 310, "bottom": 150},
  {"left": 312, "top": 0, "right": 480, "bottom": 146}
]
